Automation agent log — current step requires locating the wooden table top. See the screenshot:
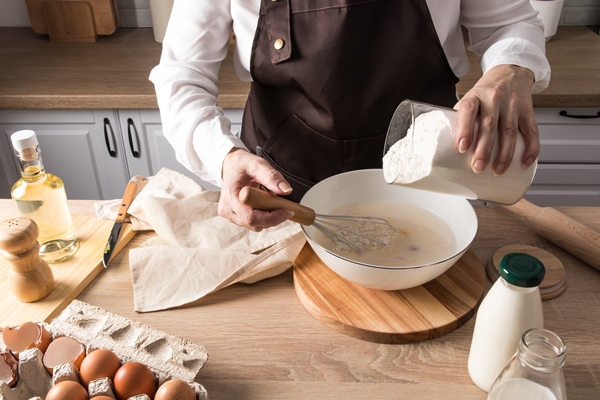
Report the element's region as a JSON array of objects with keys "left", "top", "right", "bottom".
[
  {"left": 0, "top": 199, "right": 599, "bottom": 399},
  {"left": 0, "top": 26, "right": 600, "bottom": 110}
]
